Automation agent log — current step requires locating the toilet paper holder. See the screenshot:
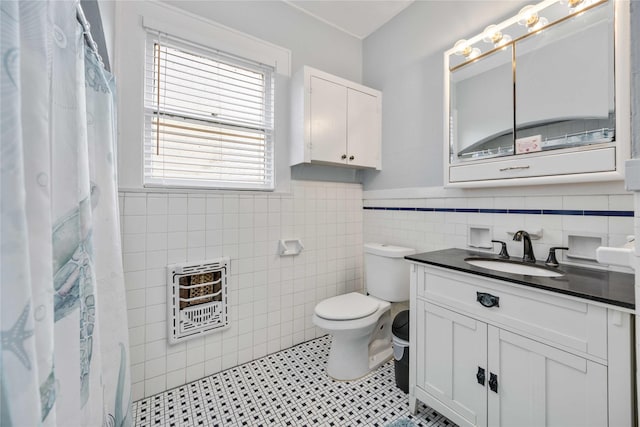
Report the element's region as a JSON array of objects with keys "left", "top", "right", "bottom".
[{"left": 278, "top": 239, "right": 304, "bottom": 256}]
